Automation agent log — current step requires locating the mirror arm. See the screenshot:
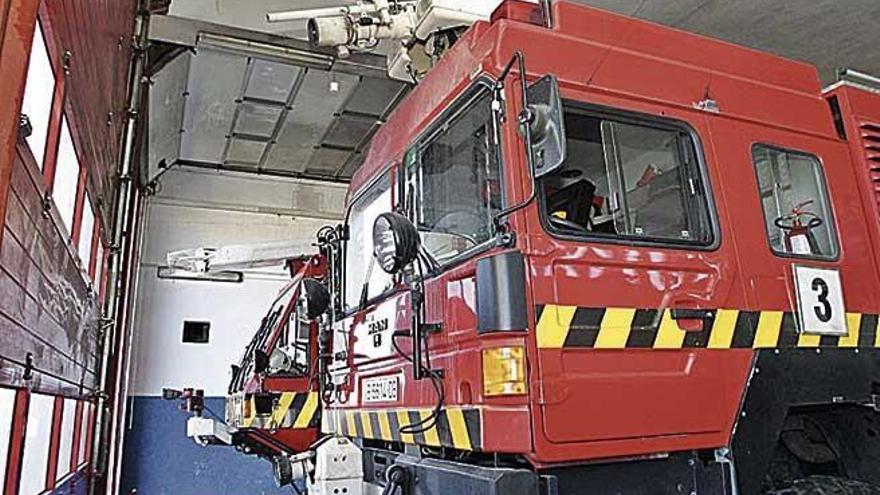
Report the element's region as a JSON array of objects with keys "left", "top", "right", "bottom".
[{"left": 492, "top": 50, "right": 538, "bottom": 233}]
